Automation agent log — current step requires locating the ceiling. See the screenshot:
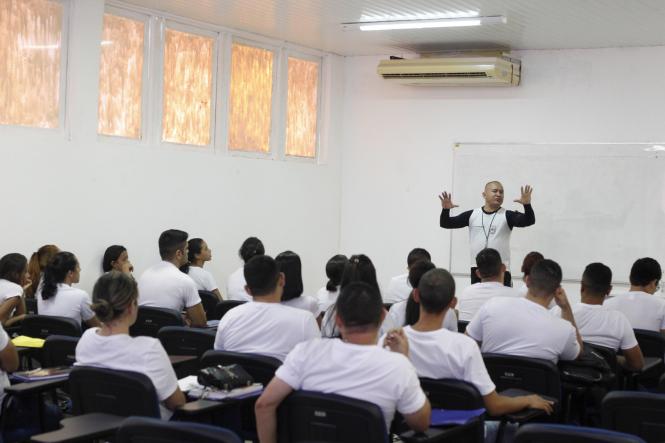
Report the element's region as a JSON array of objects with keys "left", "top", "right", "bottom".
[{"left": 122, "top": 0, "right": 665, "bottom": 56}]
